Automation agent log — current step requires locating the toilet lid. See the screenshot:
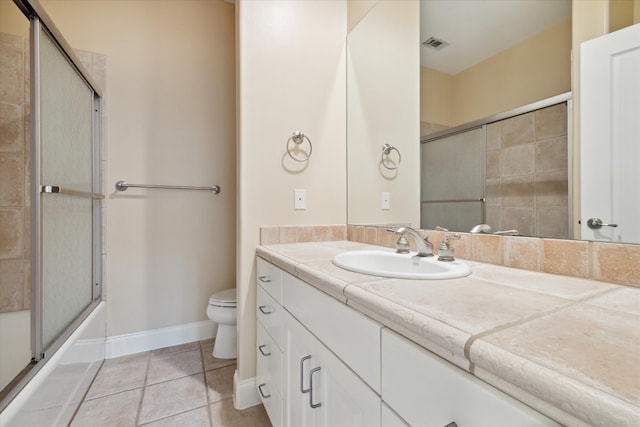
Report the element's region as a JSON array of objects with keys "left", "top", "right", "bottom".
[{"left": 209, "top": 288, "right": 237, "bottom": 307}]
